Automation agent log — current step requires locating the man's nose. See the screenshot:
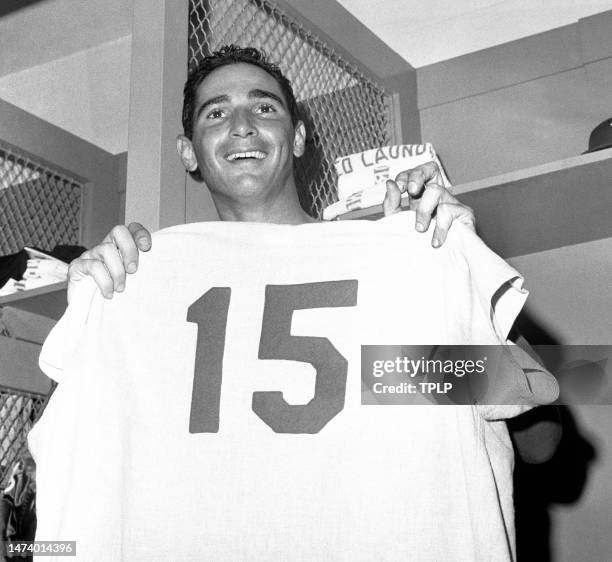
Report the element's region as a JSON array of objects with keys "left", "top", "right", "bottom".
[{"left": 230, "top": 108, "right": 256, "bottom": 137}]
